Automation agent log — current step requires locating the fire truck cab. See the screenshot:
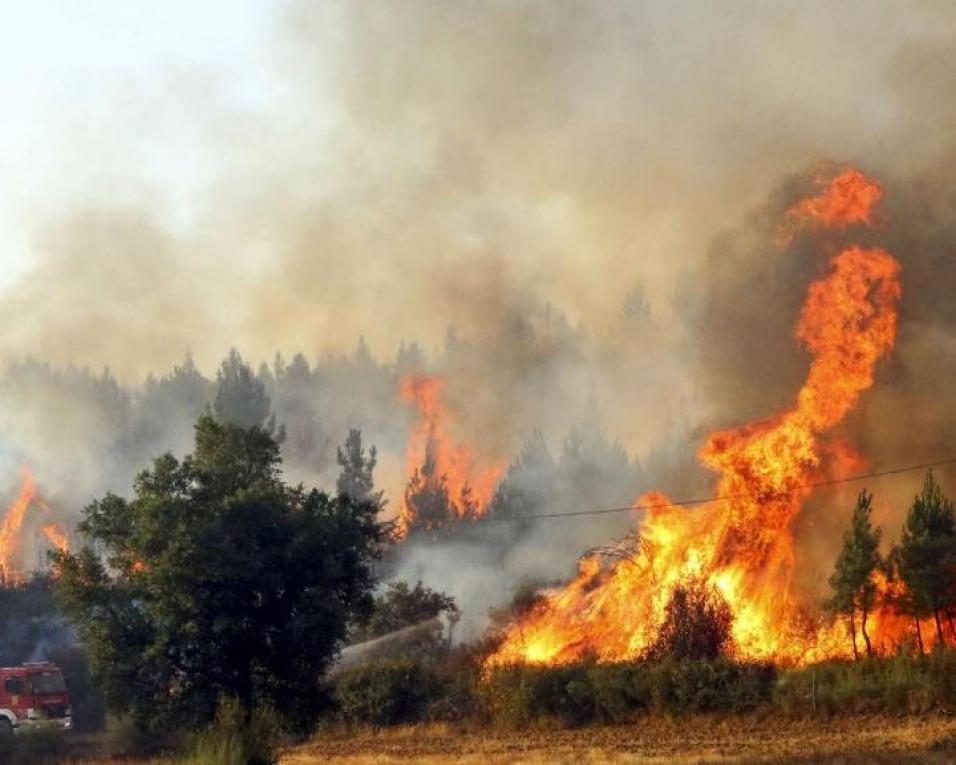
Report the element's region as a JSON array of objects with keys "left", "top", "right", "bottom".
[{"left": 0, "top": 663, "right": 72, "bottom": 735}]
